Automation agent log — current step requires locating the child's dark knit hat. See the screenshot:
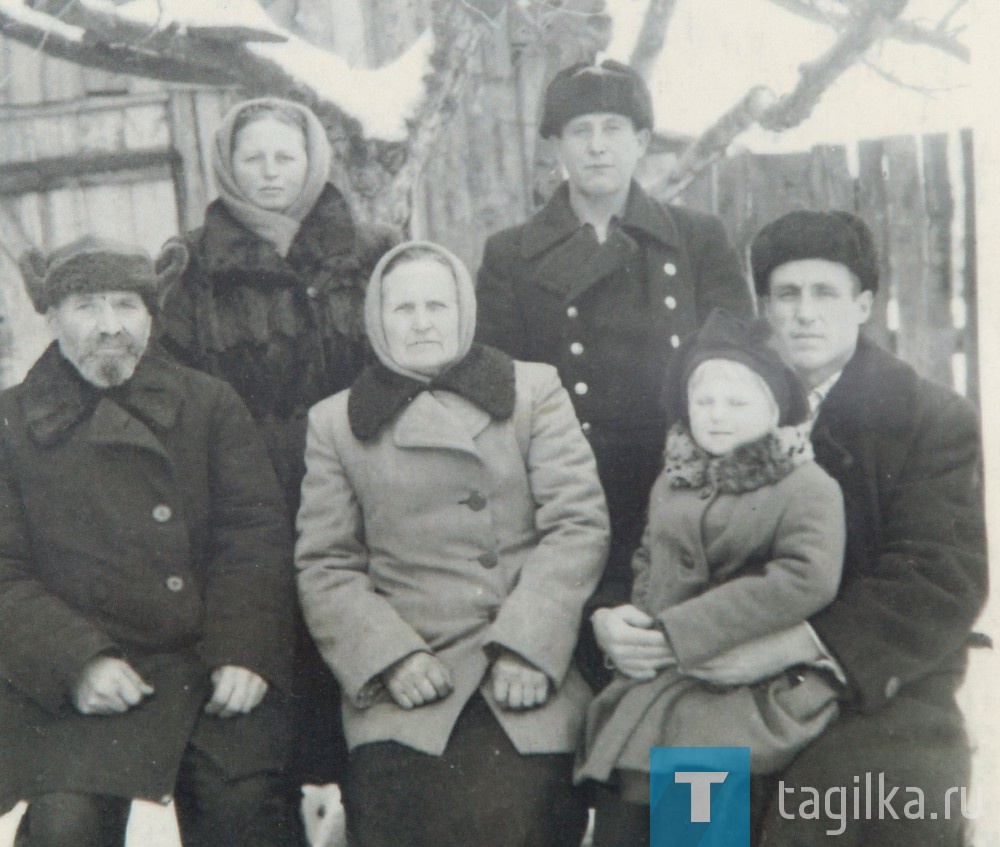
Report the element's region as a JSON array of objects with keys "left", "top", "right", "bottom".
[
  {"left": 539, "top": 60, "right": 654, "bottom": 138},
  {"left": 662, "top": 308, "right": 809, "bottom": 427},
  {"left": 18, "top": 235, "right": 188, "bottom": 314}
]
